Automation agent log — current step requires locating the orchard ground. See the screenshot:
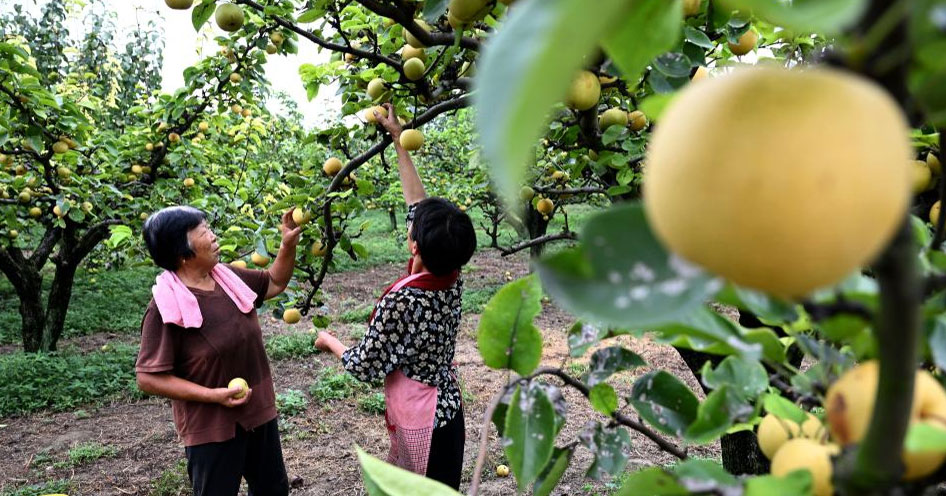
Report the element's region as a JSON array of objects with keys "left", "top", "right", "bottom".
[{"left": 0, "top": 206, "right": 718, "bottom": 496}]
